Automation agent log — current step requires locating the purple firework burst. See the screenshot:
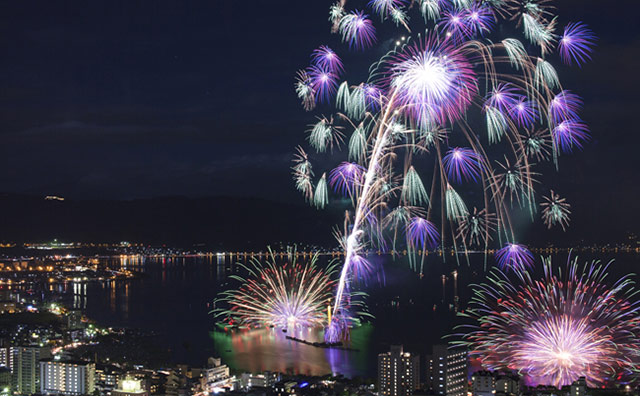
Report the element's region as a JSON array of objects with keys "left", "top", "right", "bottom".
[
  {"left": 443, "top": 147, "right": 483, "bottom": 183},
  {"left": 350, "top": 254, "right": 373, "bottom": 280},
  {"left": 325, "top": 315, "right": 348, "bottom": 343},
  {"left": 307, "top": 65, "right": 339, "bottom": 103},
  {"left": 559, "top": 22, "right": 596, "bottom": 66},
  {"left": 329, "top": 162, "right": 366, "bottom": 196},
  {"left": 311, "top": 46, "right": 344, "bottom": 75},
  {"left": 465, "top": 3, "right": 494, "bottom": 37},
  {"left": 495, "top": 243, "right": 534, "bottom": 271},
  {"left": 549, "top": 90, "right": 583, "bottom": 124},
  {"left": 363, "top": 83, "right": 383, "bottom": 110},
  {"left": 552, "top": 119, "right": 589, "bottom": 153},
  {"left": 485, "top": 83, "right": 520, "bottom": 113},
  {"left": 406, "top": 217, "right": 440, "bottom": 250},
  {"left": 387, "top": 36, "right": 478, "bottom": 127},
  {"left": 441, "top": 10, "right": 472, "bottom": 41},
  {"left": 339, "top": 11, "right": 376, "bottom": 50},
  {"left": 509, "top": 98, "right": 539, "bottom": 128}
]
